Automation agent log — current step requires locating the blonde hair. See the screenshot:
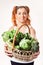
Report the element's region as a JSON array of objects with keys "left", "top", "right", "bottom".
[{"left": 12, "top": 6, "right": 31, "bottom": 26}]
